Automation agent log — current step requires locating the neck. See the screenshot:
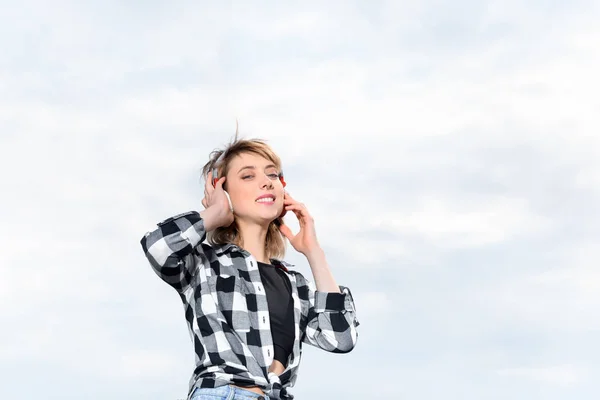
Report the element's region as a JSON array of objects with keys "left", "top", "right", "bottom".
[{"left": 236, "top": 219, "right": 270, "bottom": 263}]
